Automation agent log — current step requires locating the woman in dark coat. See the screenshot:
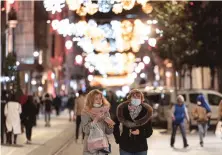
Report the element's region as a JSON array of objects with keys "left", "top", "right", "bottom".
[
  {"left": 114, "top": 89, "right": 153, "bottom": 155},
  {"left": 21, "top": 96, "right": 37, "bottom": 144}
]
